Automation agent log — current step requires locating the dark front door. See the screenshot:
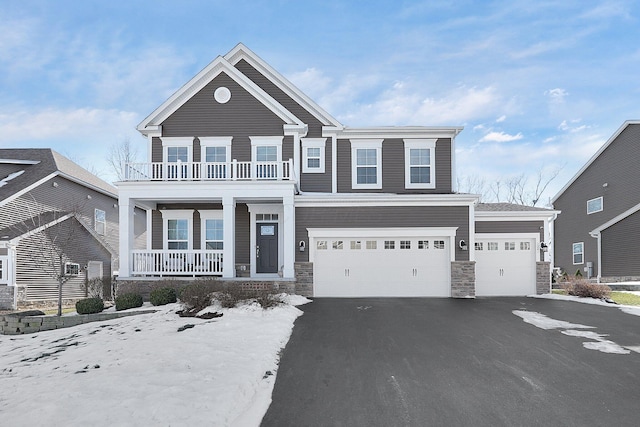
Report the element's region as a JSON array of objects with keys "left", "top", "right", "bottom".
[{"left": 257, "top": 223, "right": 278, "bottom": 273}]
